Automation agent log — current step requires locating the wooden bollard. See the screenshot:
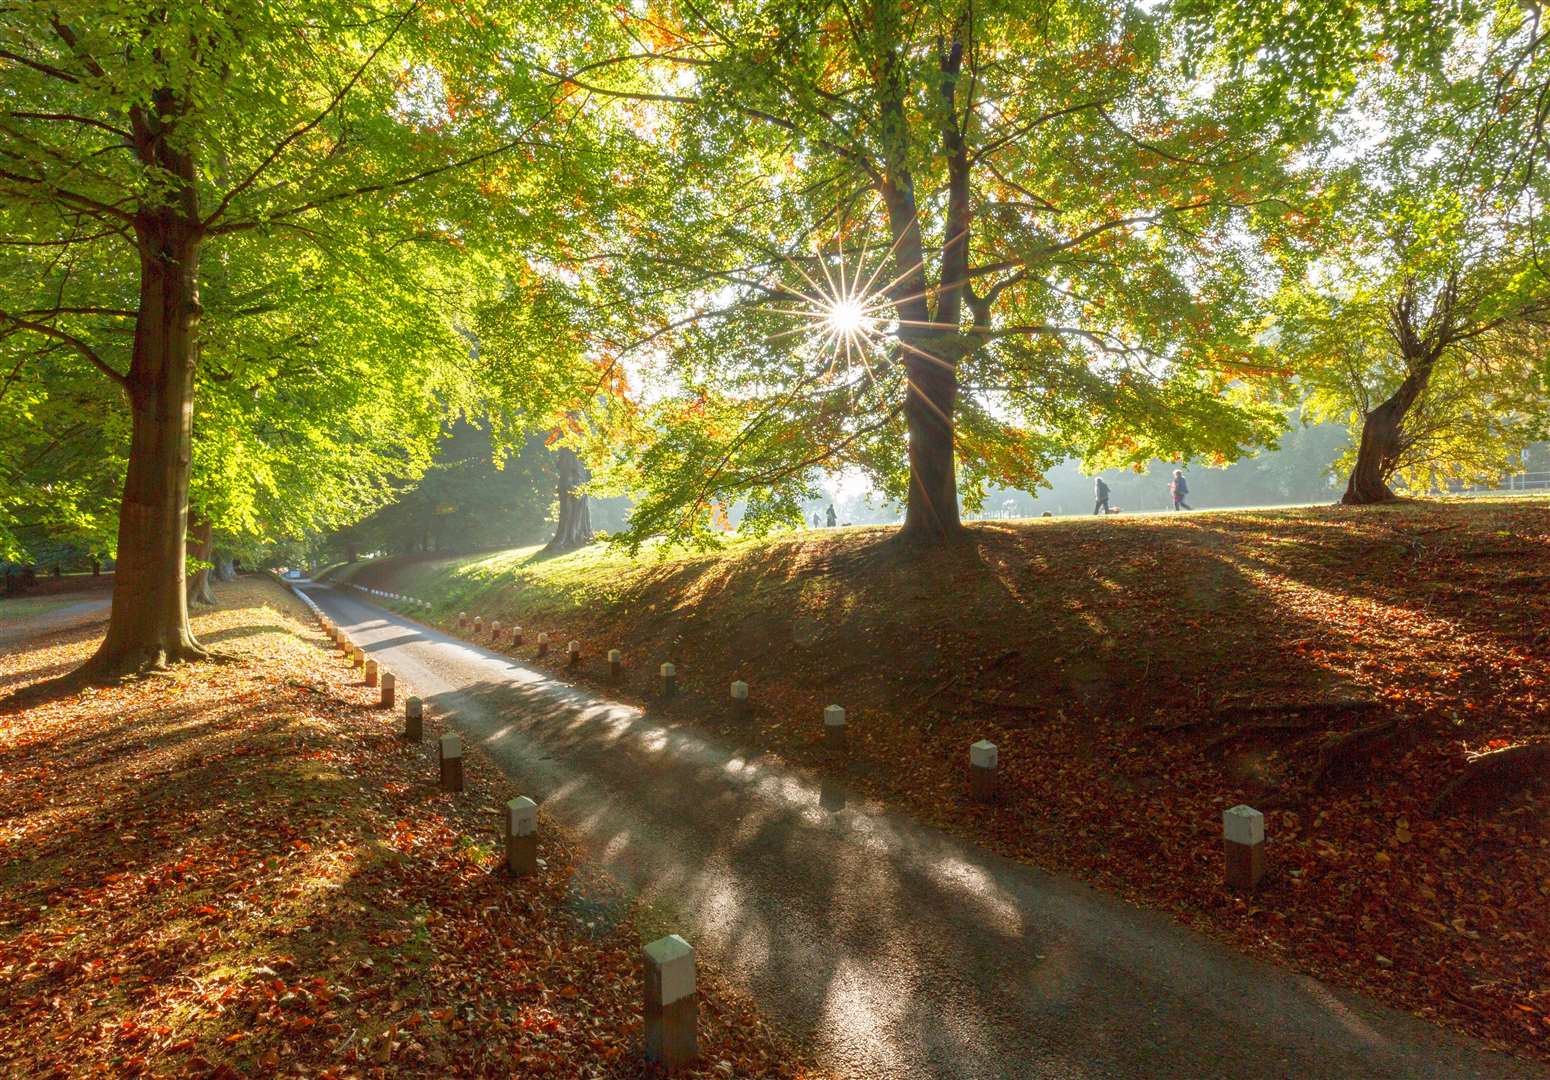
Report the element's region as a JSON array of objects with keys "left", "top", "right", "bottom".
[
  {"left": 643, "top": 934, "right": 697, "bottom": 1070},
  {"left": 608, "top": 649, "right": 622, "bottom": 679},
  {"left": 567, "top": 640, "right": 581, "bottom": 666},
  {"left": 439, "top": 732, "right": 464, "bottom": 793},
  {"left": 660, "top": 662, "right": 677, "bottom": 698},
  {"left": 338, "top": 635, "right": 351, "bottom": 656},
  {"left": 504, "top": 796, "right": 538, "bottom": 876},
  {"left": 730, "top": 680, "right": 749, "bottom": 718},
  {"left": 491, "top": 620, "right": 502, "bottom": 640},
  {"left": 1223, "top": 804, "right": 1265, "bottom": 891},
  {"left": 536, "top": 632, "right": 549, "bottom": 656},
  {"left": 365, "top": 659, "right": 379, "bottom": 687},
  {"left": 969, "top": 740, "right": 998, "bottom": 803},
  {"left": 404, "top": 696, "right": 423, "bottom": 741},
  {"left": 380, "top": 671, "right": 395, "bottom": 709},
  {"left": 824, "top": 704, "right": 846, "bottom": 751},
  {"left": 352, "top": 646, "right": 365, "bottom": 670},
  {"left": 458, "top": 611, "right": 468, "bottom": 630},
  {"left": 511, "top": 625, "right": 523, "bottom": 646},
  {"left": 473, "top": 615, "right": 483, "bottom": 636}
]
